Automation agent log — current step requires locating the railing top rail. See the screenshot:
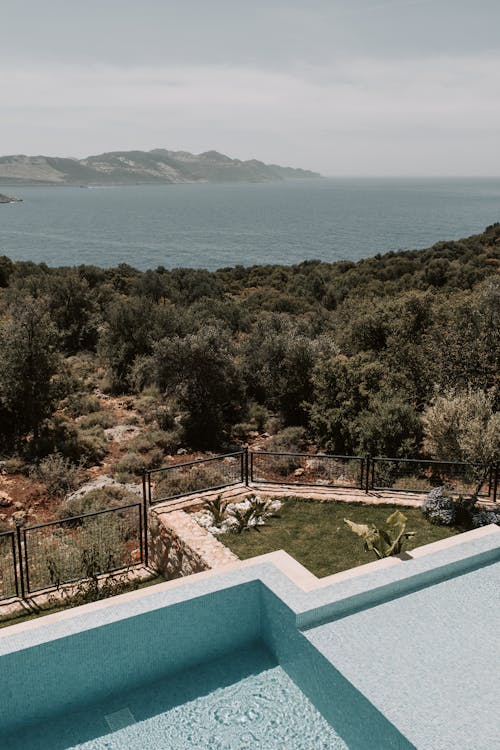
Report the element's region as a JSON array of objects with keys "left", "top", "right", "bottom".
[
  {"left": 0, "top": 529, "right": 15, "bottom": 538},
  {"left": 147, "top": 450, "right": 245, "bottom": 475},
  {"left": 252, "top": 451, "right": 365, "bottom": 460},
  {"left": 23, "top": 502, "right": 142, "bottom": 532},
  {"left": 372, "top": 456, "right": 483, "bottom": 467}
]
